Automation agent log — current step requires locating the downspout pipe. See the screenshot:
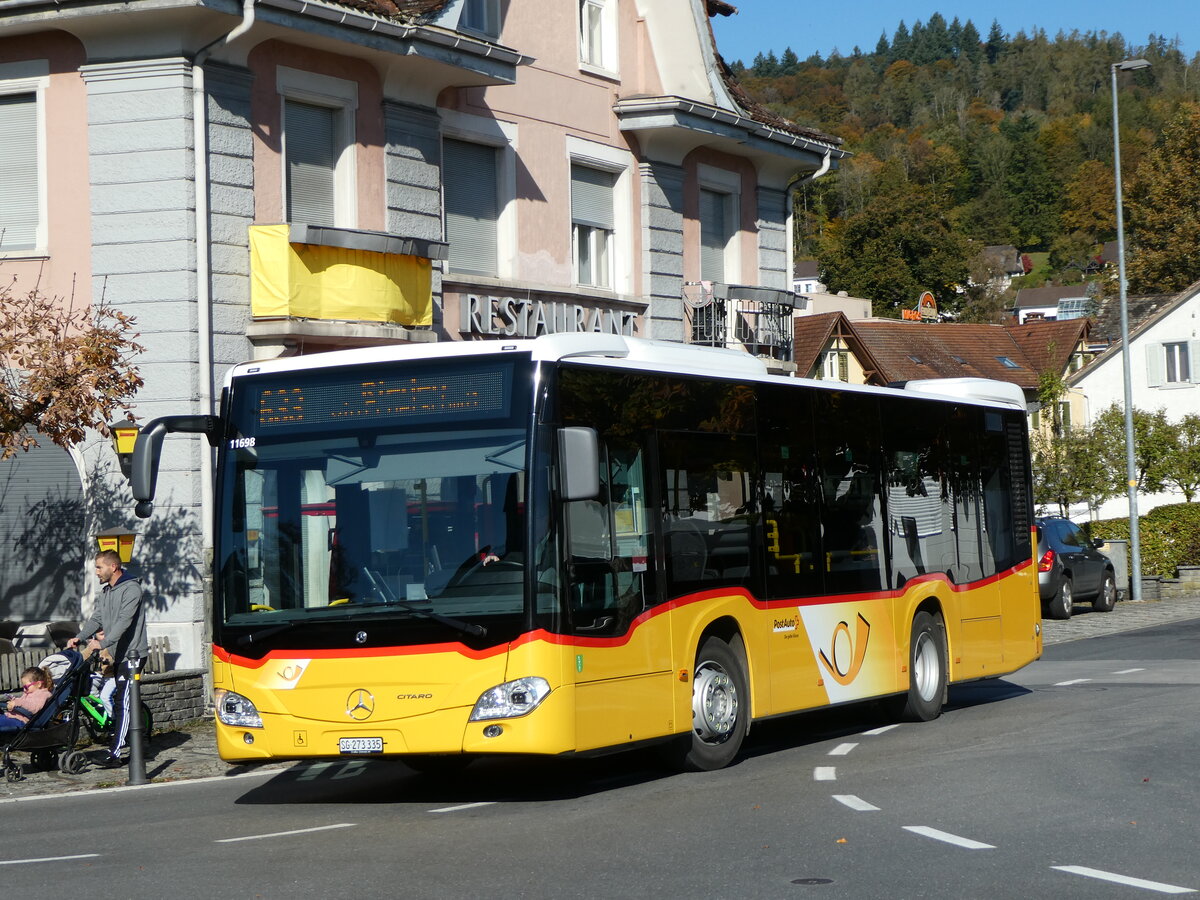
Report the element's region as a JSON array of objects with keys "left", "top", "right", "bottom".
[
  {"left": 190, "top": 0, "right": 256, "bottom": 554},
  {"left": 786, "top": 150, "right": 831, "bottom": 301}
]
